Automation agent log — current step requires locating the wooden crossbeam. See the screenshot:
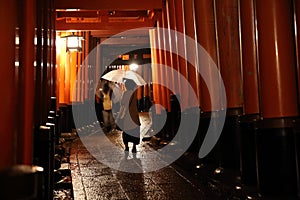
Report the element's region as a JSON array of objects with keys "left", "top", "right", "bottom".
[
  {"left": 54, "top": 0, "right": 164, "bottom": 10},
  {"left": 56, "top": 10, "right": 151, "bottom": 18},
  {"left": 56, "top": 19, "right": 155, "bottom": 31},
  {"left": 91, "top": 28, "right": 150, "bottom": 37}
]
